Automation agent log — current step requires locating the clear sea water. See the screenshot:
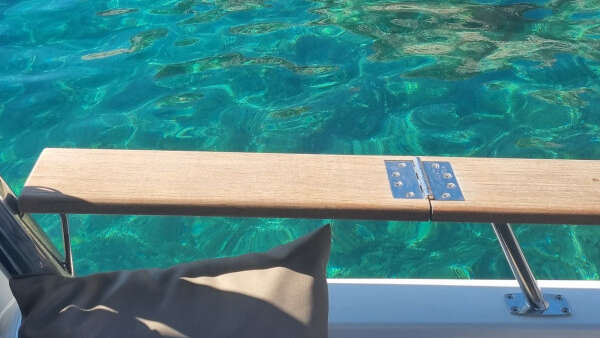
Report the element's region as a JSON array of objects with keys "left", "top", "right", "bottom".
[{"left": 1, "top": 0, "right": 599, "bottom": 278}]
